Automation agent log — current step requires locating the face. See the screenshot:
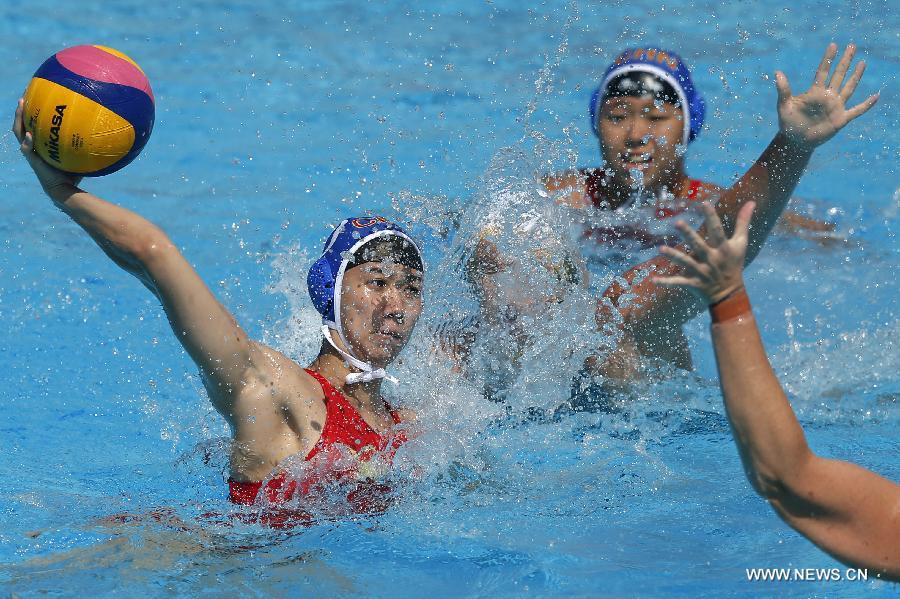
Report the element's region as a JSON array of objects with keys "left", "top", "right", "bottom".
[
  {"left": 597, "top": 95, "right": 686, "bottom": 192},
  {"left": 339, "top": 262, "right": 424, "bottom": 367}
]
